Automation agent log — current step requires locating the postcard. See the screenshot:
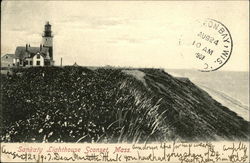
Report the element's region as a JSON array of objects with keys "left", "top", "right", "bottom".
[{"left": 1, "top": 0, "right": 249, "bottom": 162}]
